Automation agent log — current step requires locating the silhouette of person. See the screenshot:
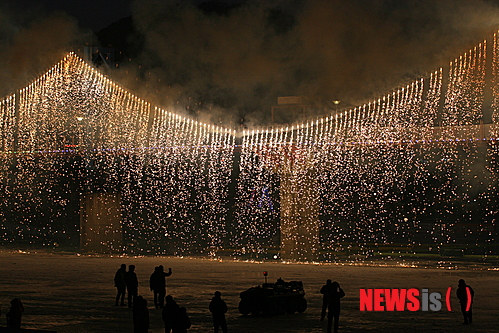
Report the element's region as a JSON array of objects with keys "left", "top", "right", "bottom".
[
  {"left": 115, "top": 263, "right": 127, "bottom": 306},
  {"left": 162, "top": 295, "right": 180, "bottom": 333},
  {"left": 150, "top": 265, "right": 173, "bottom": 308},
  {"left": 457, "top": 279, "right": 474, "bottom": 324},
  {"left": 6, "top": 298, "right": 24, "bottom": 329},
  {"left": 320, "top": 279, "right": 333, "bottom": 321},
  {"left": 325, "top": 281, "right": 345, "bottom": 333},
  {"left": 172, "top": 307, "right": 191, "bottom": 333},
  {"left": 275, "top": 278, "right": 285, "bottom": 289},
  {"left": 125, "top": 264, "right": 139, "bottom": 308},
  {"left": 209, "top": 291, "right": 228, "bottom": 333},
  {"left": 133, "top": 296, "right": 149, "bottom": 333}
]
